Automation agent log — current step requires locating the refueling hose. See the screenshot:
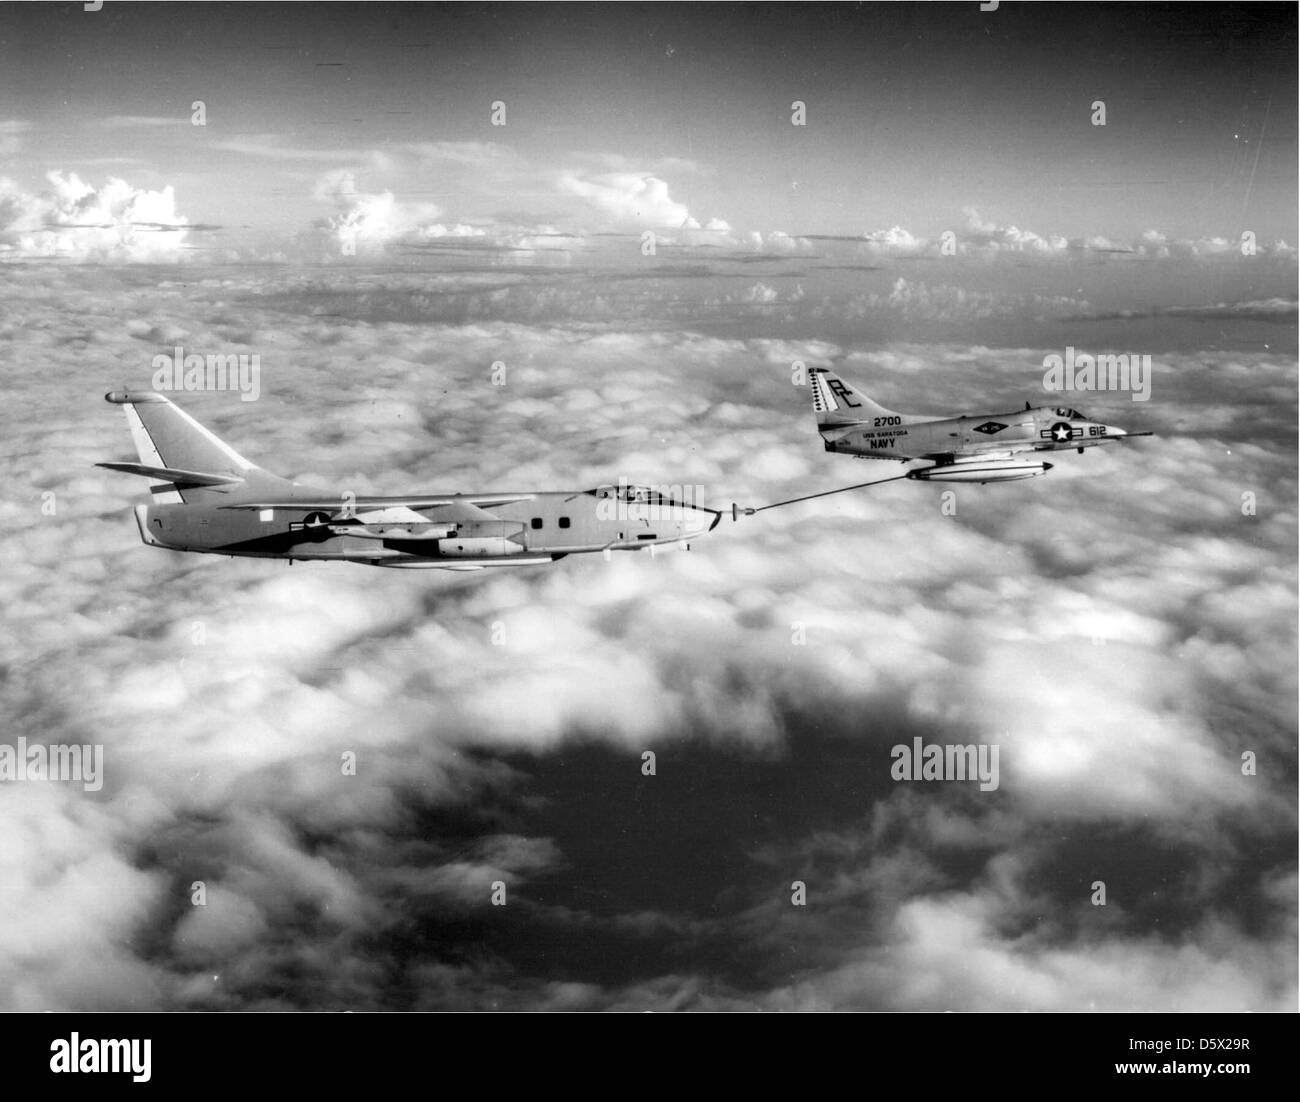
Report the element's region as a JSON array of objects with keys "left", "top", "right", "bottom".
[{"left": 732, "top": 471, "right": 913, "bottom": 520}]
